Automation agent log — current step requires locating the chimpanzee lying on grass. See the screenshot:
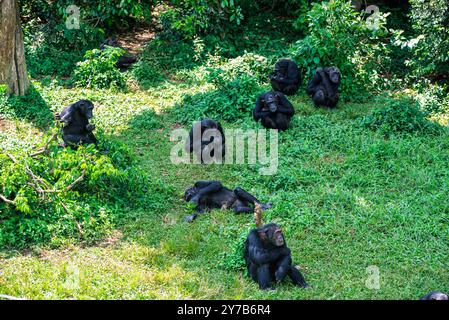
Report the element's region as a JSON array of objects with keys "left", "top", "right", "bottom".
[
  {"left": 183, "top": 181, "right": 271, "bottom": 222},
  {"left": 100, "top": 38, "right": 137, "bottom": 70}
]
